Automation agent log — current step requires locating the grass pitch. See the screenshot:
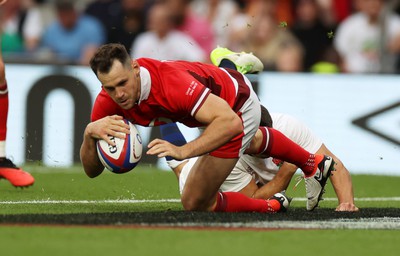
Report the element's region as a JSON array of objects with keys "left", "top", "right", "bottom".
[{"left": 0, "top": 164, "right": 400, "bottom": 256}]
